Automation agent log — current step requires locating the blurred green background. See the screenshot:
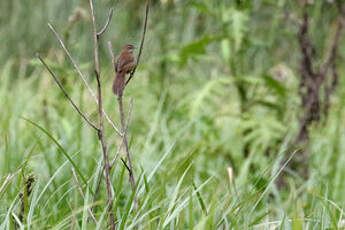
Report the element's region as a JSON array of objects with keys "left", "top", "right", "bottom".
[{"left": 1, "top": 0, "right": 345, "bottom": 229}]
